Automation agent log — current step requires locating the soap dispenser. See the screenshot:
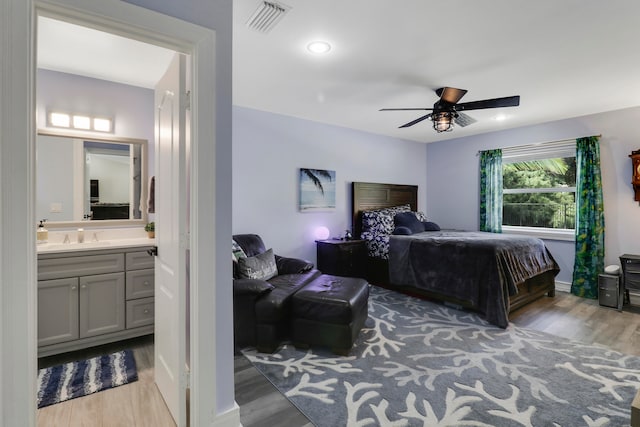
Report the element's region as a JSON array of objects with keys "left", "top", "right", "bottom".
[{"left": 37, "top": 219, "right": 49, "bottom": 244}]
